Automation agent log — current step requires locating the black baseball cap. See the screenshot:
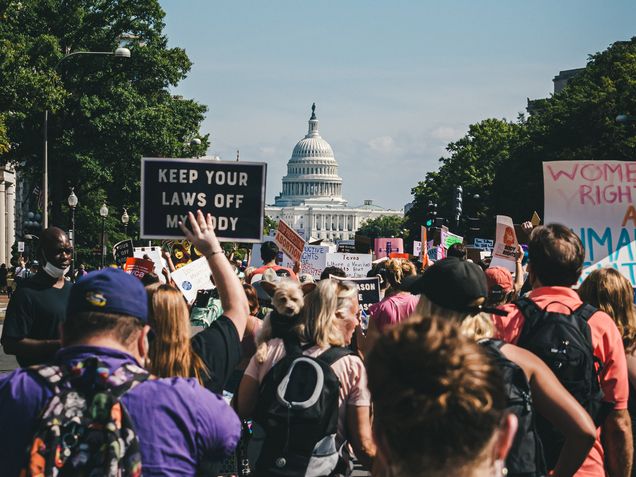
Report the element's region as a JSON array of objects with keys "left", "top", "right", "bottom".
[{"left": 409, "top": 257, "right": 507, "bottom": 316}]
